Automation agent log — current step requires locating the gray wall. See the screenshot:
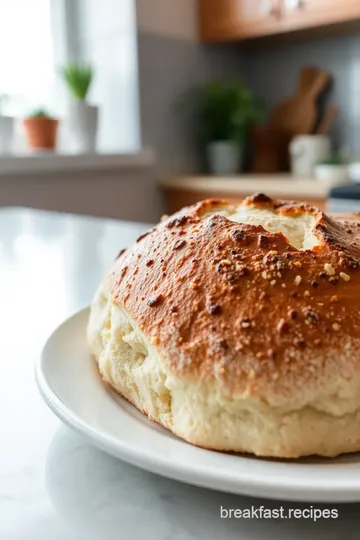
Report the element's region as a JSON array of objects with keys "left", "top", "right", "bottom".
[
  {"left": 243, "top": 33, "right": 360, "bottom": 158},
  {"left": 138, "top": 15, "right": 360, "bottom": 173},
  {"left": 137, "top": 32, "right": 244, "bottom": 175},
  {"left": 138, "top": 29, "right": 360, "bottom": 174}
]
